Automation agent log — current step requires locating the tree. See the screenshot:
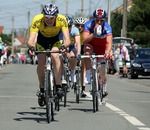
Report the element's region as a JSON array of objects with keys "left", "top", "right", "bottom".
[
  {"left": 128, "top": 0, "right": 150, "bottom": 47},
  {"left": 0, "top": 34, "right": 12, "bottom": 46},
  {"left": 111, "top": 11, "right": 122, "bottom": 37}
]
